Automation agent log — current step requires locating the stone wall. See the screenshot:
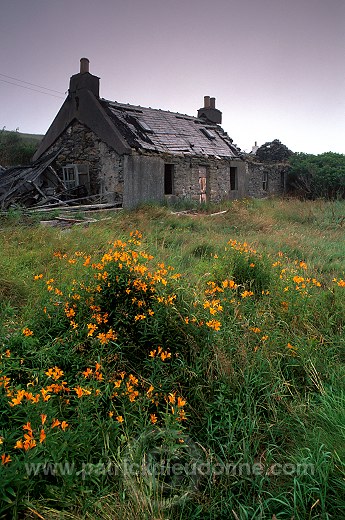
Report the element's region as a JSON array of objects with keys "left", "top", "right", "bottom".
[
  {"left": 246, "top": 158, "right": 289, "bottom": 198},
  {"left": 41, "top": 121, "right": 124, "bottom": 204},
  {"left": 157, "top": 154, "right": 246, "bottom": 203}
]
